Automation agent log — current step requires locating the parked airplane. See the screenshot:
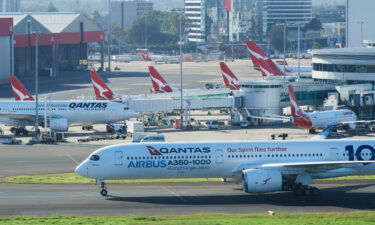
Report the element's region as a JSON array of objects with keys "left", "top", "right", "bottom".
[
  {"left": 251, "top": 84, "right": 358, "bottom": 137},
  {"left": 219, "top": 62, "right": 240, "bottom": 90},
  {"left": 139, "top": 50, "right": 166, "bottom": 63},
  {"left": 0, "top": 100, "right": 138, "bottom": 134},
  {"left": 76, "top": 139, "right": 375, "bottom": 197},
  {"left": 9, "top": 76, "right": 34, "bottom": 101},
  {"left": 246, "top": 41, "right": 312, "bottom": 75}
]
